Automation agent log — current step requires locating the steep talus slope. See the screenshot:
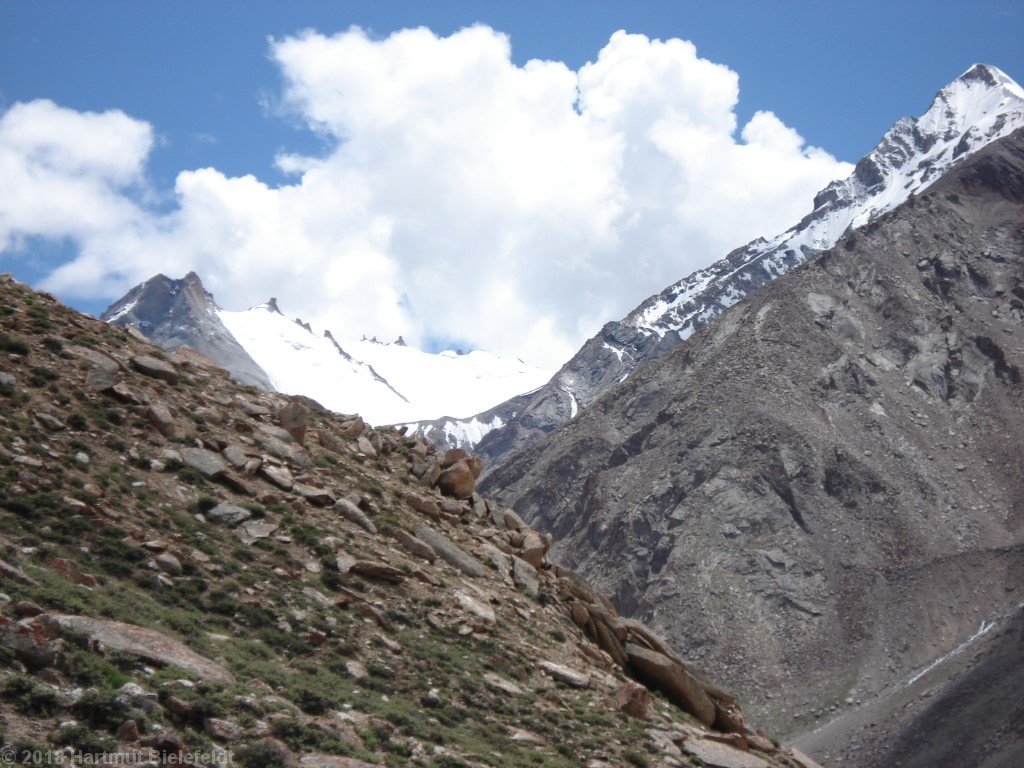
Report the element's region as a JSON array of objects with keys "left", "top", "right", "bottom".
[
  {"left": 484, "top": 130, "right": 1024, "bottom": 763},
  {"left": 102, "top": 272, "right": 273, "bottom": 391},
  {"left": 794, "top": 601, "right": 1024, "bottom": 767},
  {"left": 0, "top": 275, "right": 818, "bottom": 767},
  {"left": 429, "top": 64, "right": 1024, "bottom": 467}
]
